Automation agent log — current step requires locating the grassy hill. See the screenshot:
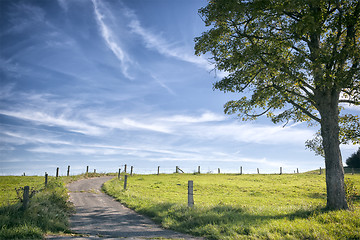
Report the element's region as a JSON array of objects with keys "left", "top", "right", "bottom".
[{"left": 103, "top": 173, "right": 360, "bottom": 239}]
